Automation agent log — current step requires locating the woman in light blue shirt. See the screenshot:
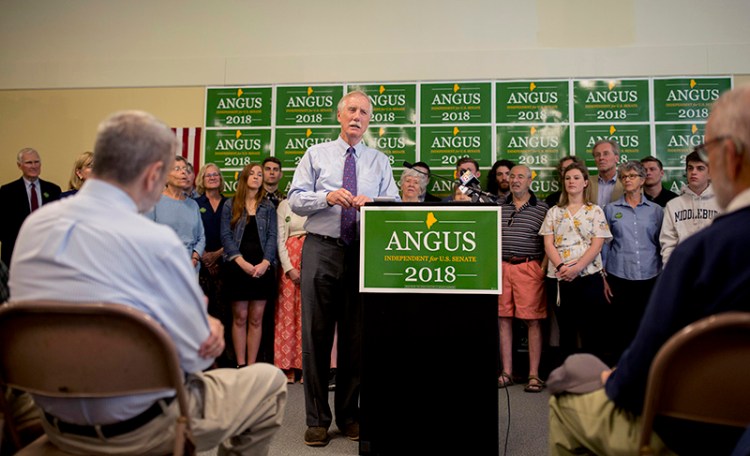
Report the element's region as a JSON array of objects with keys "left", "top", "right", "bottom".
[
  {"left": 146, "top": 156, "right": 205, "bottom": 271},
  {"left": 602, "top": 160, "right": 663, "bottom": 362}
]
